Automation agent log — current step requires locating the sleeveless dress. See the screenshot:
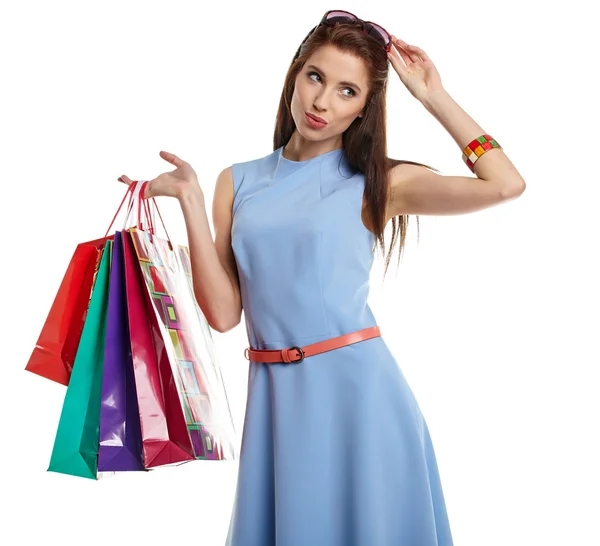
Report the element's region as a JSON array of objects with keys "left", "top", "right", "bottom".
[{"left": 225, "top": 145, "right": 454, "bottom": 546}]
